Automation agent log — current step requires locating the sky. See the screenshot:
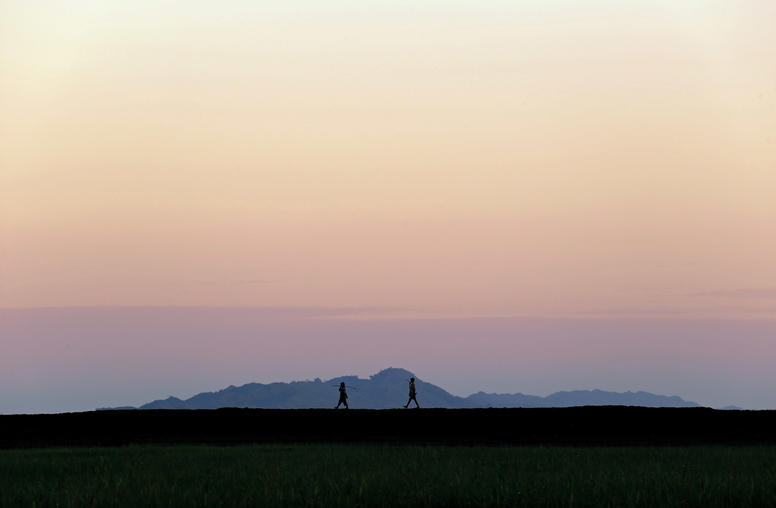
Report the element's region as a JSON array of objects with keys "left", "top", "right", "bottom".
[{"left": 1, "top": 1, "right": 775, "bottom": 412}]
